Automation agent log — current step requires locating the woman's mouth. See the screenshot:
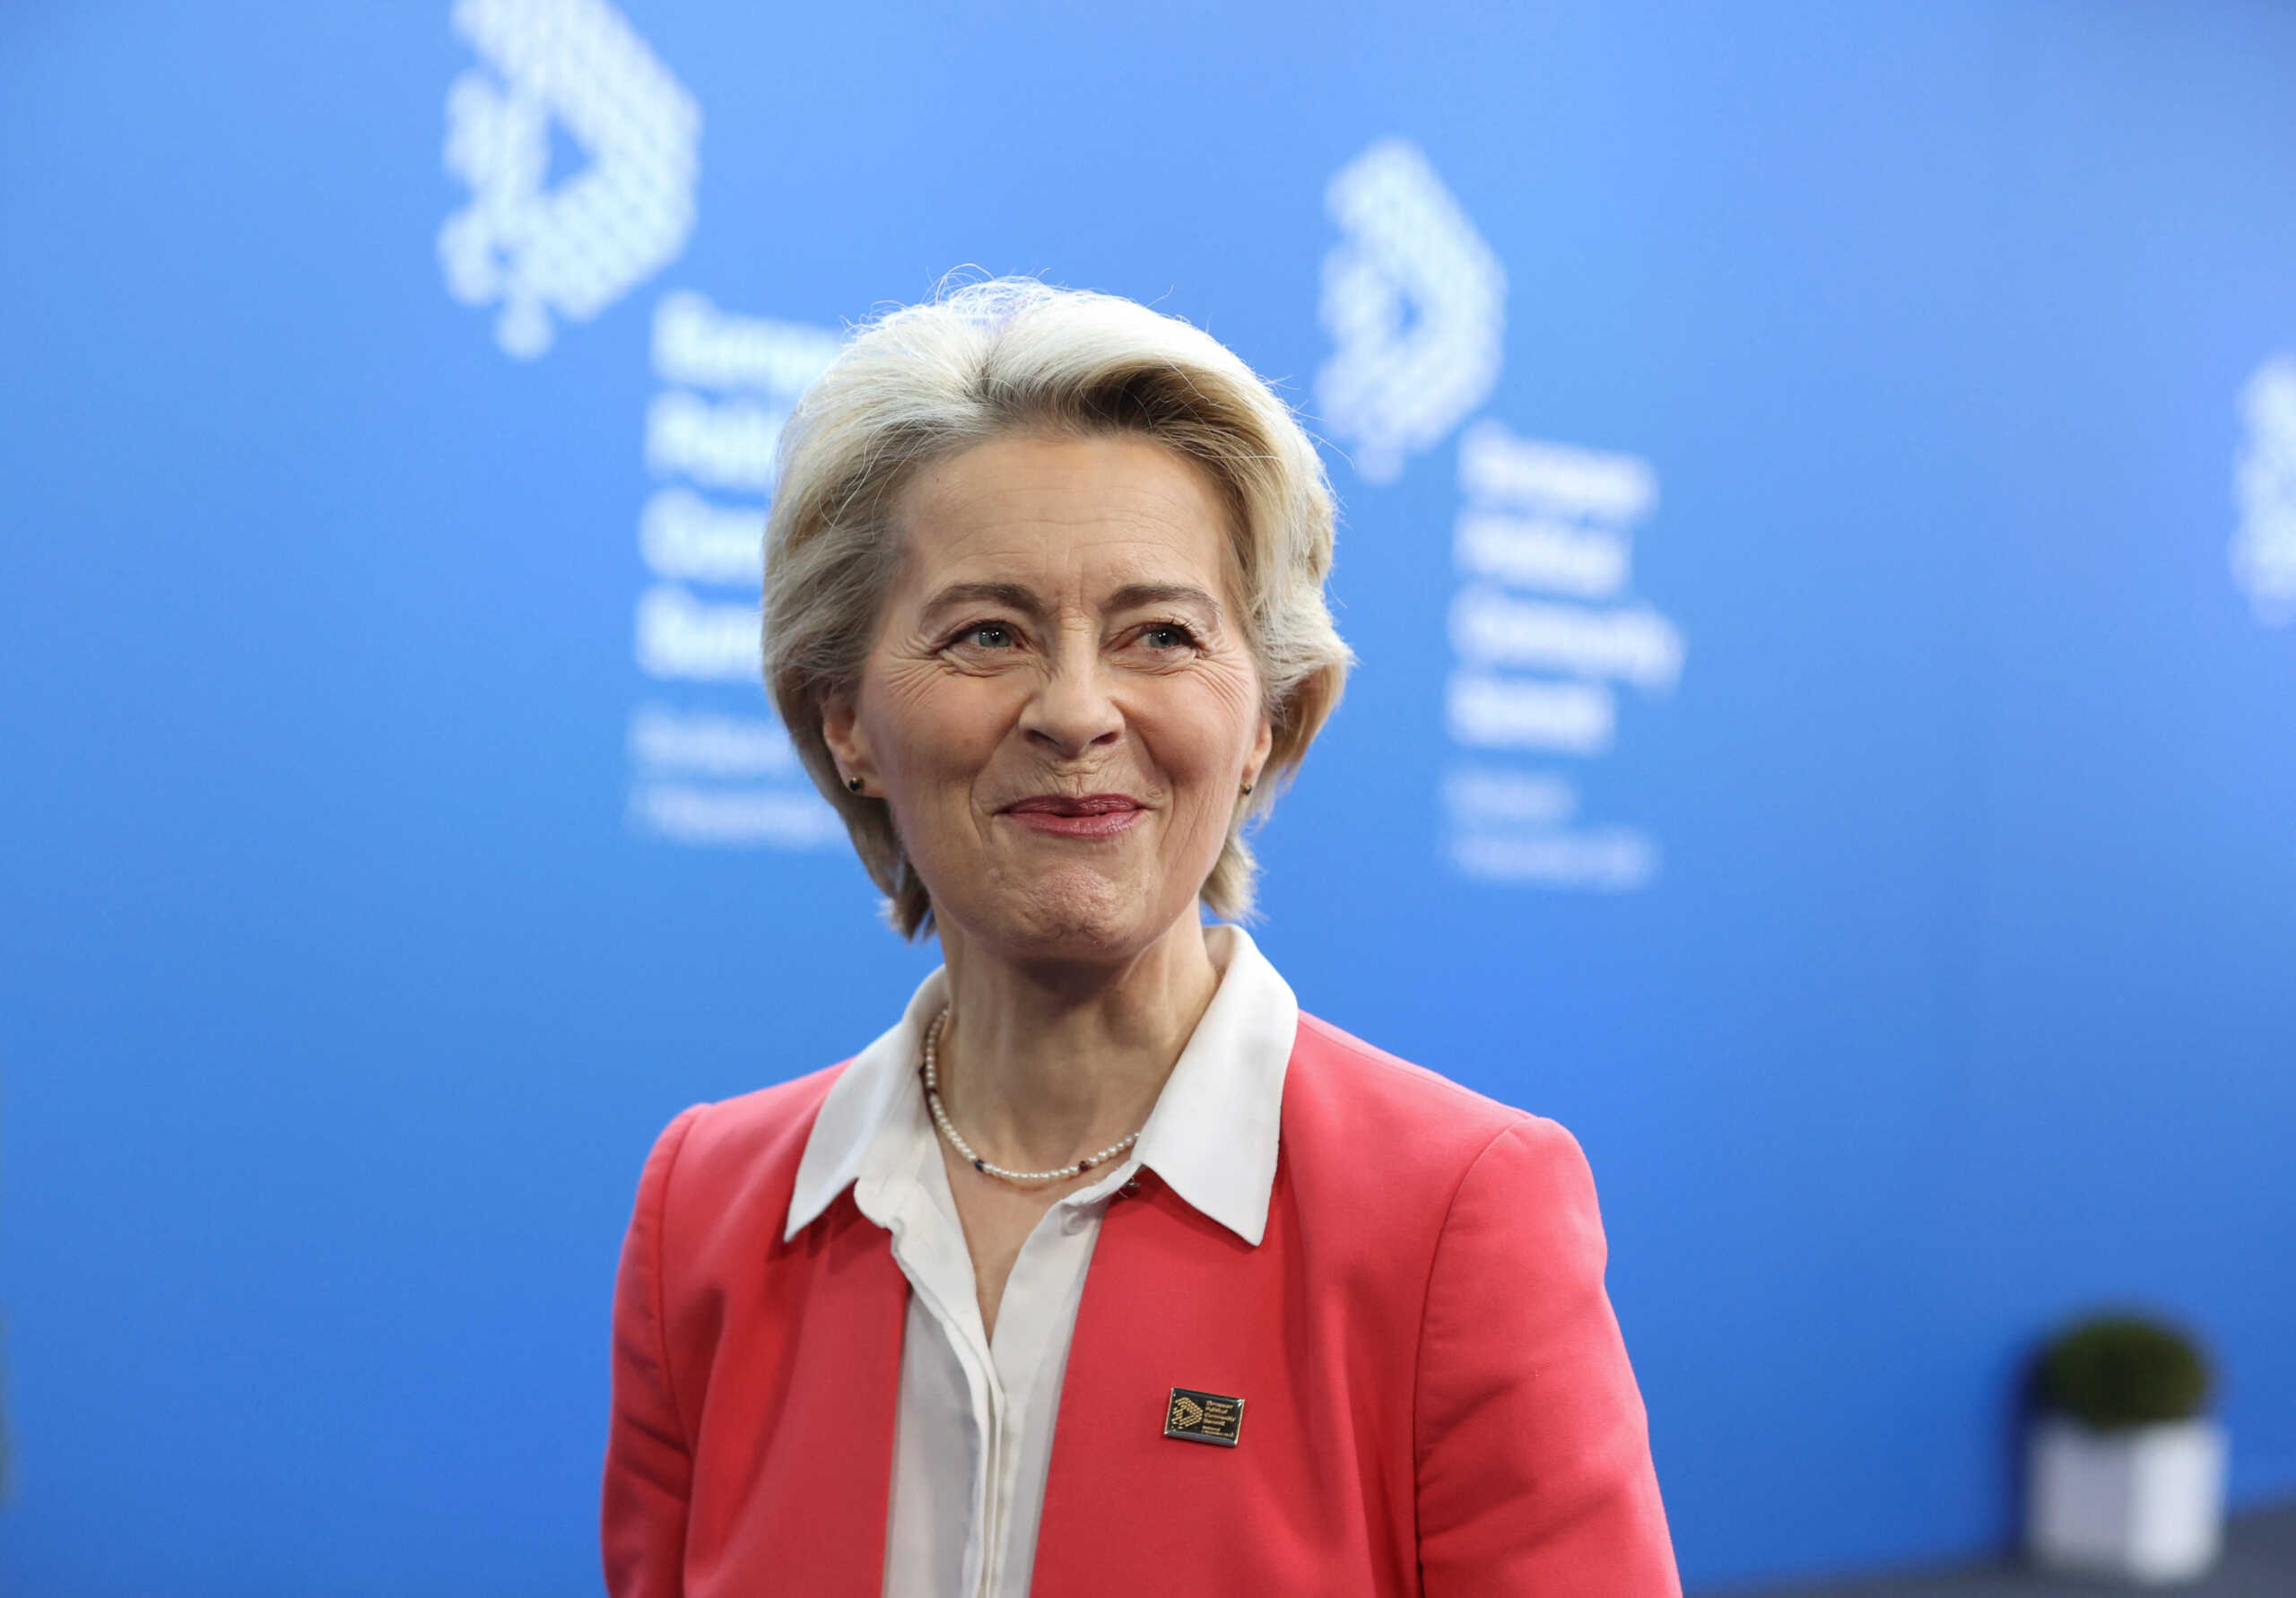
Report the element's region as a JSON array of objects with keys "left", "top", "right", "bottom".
[{"left": 999, "top": 794, "right": 1146, "bottom": 839}]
